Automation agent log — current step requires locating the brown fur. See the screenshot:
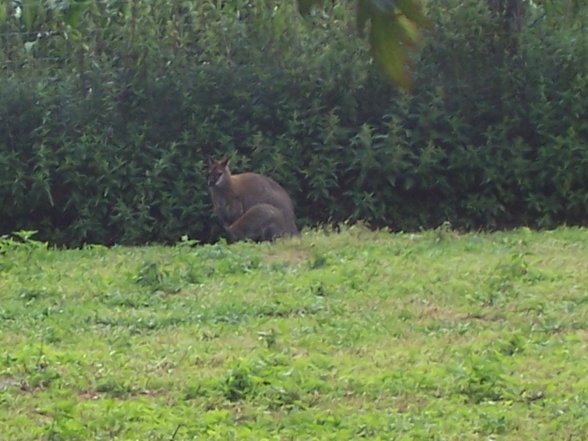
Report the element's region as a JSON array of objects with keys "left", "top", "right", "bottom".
[
  {"left": 208, "top": 158, "right": 298, "bottom": 242},
  {"left": 226, "top": 203, "right": 291, "bottom": 242}
]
